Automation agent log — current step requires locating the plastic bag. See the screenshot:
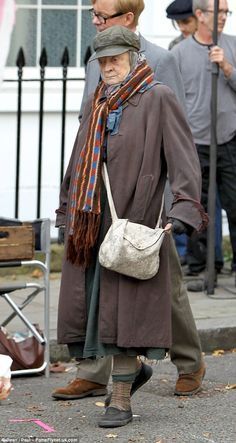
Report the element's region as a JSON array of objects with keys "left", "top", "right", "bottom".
[{"left": 0, "top": 354, "right": 13, "bottom": 400}]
